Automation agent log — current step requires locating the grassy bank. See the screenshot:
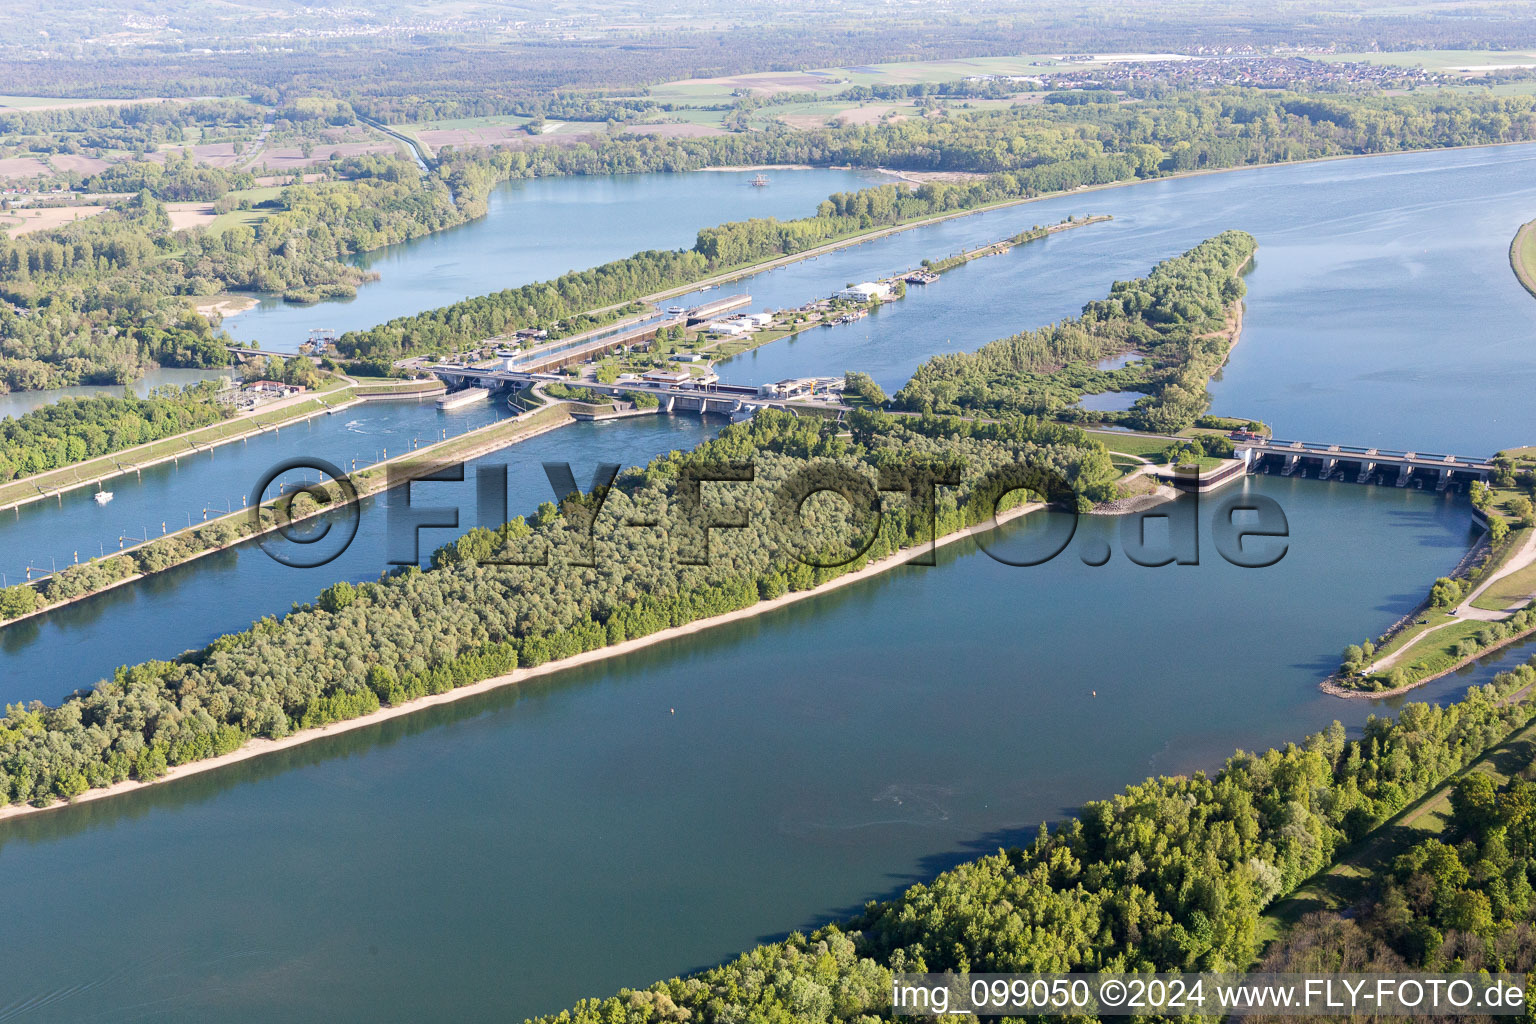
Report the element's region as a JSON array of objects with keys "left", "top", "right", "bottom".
[
  {"left": 1260, "top": 664, "right": 1536, "bottom": 951},
  {"left": 1512, "top": 217, "right": 1536, "bottom": 299},
  {"left": 0, "top": 379, "right": 352, "bottom": 510}
]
